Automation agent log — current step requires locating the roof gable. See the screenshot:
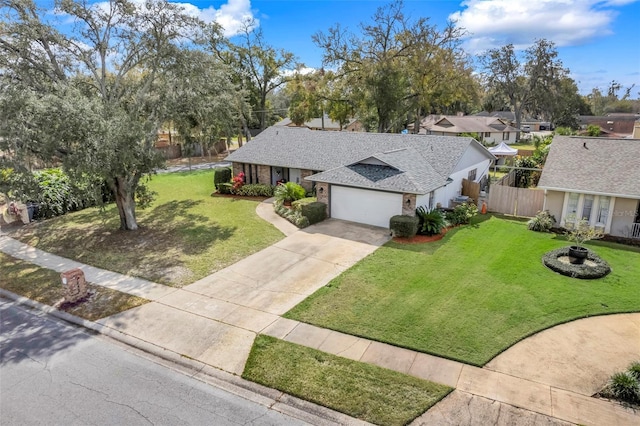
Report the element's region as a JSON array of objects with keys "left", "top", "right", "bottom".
[{"left": 538, "top": 136, "right": 640, "bottom": 198}]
